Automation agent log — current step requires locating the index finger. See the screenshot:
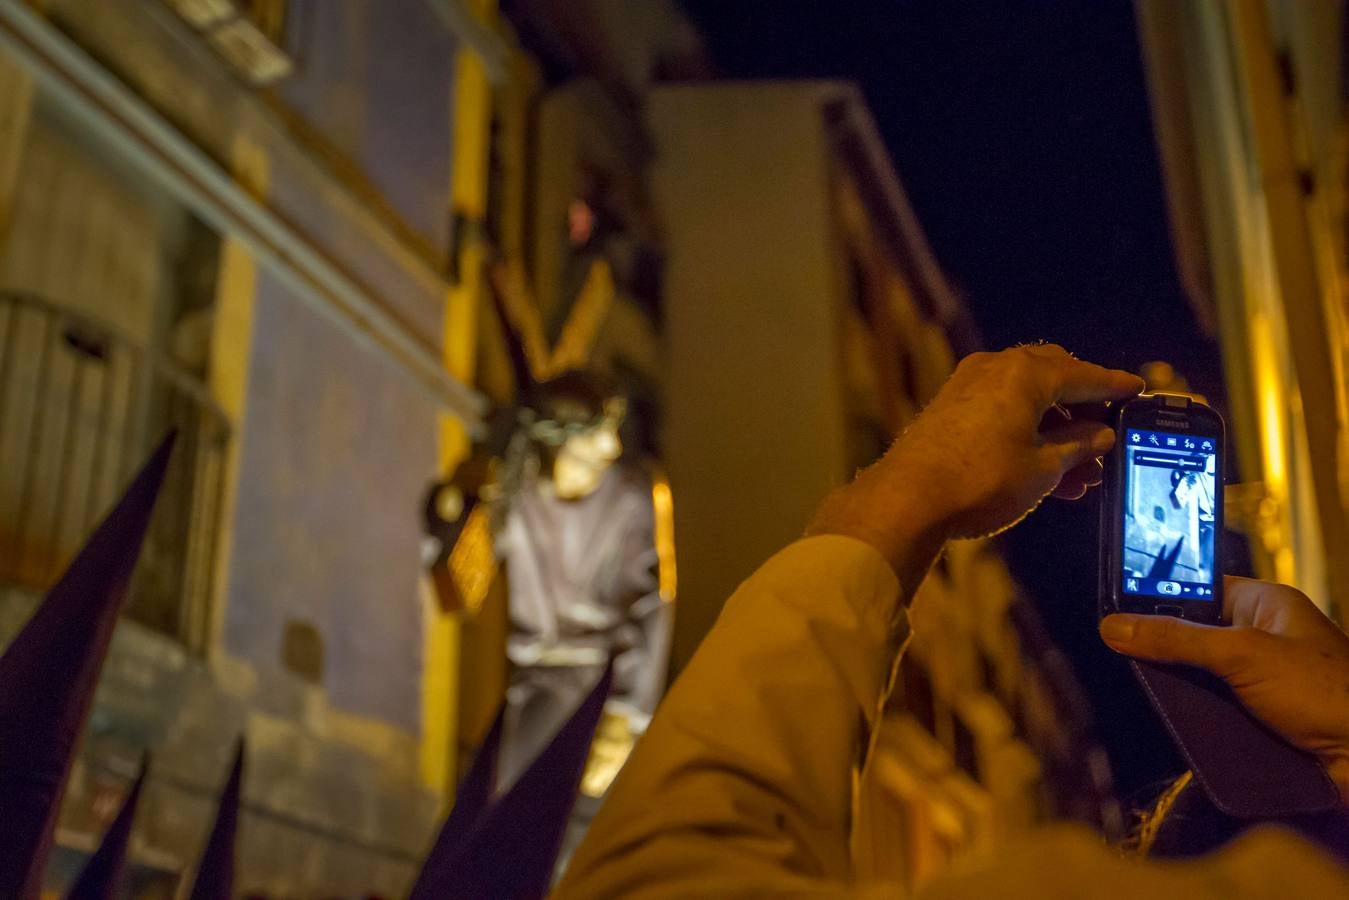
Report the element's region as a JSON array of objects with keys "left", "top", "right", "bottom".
[{"left": 1037, "top": 354, "right": 1144, "bottom": 406}]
